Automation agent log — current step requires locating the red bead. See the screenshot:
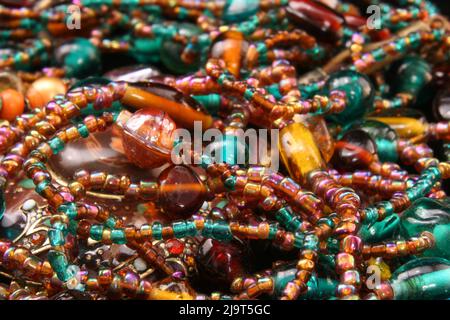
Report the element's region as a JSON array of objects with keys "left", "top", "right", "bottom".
[
  {"left": 286, "top": 0, "right": 345, "bottom": 42},
  {"left": 158, "top": 165, "right": 206, "bottom": 219},
  {"left": 166, "top": 239, "right": 185, "bottom": 255},
  {"left": 343, "top": 14, "right": 366, "bottom": 29}
]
